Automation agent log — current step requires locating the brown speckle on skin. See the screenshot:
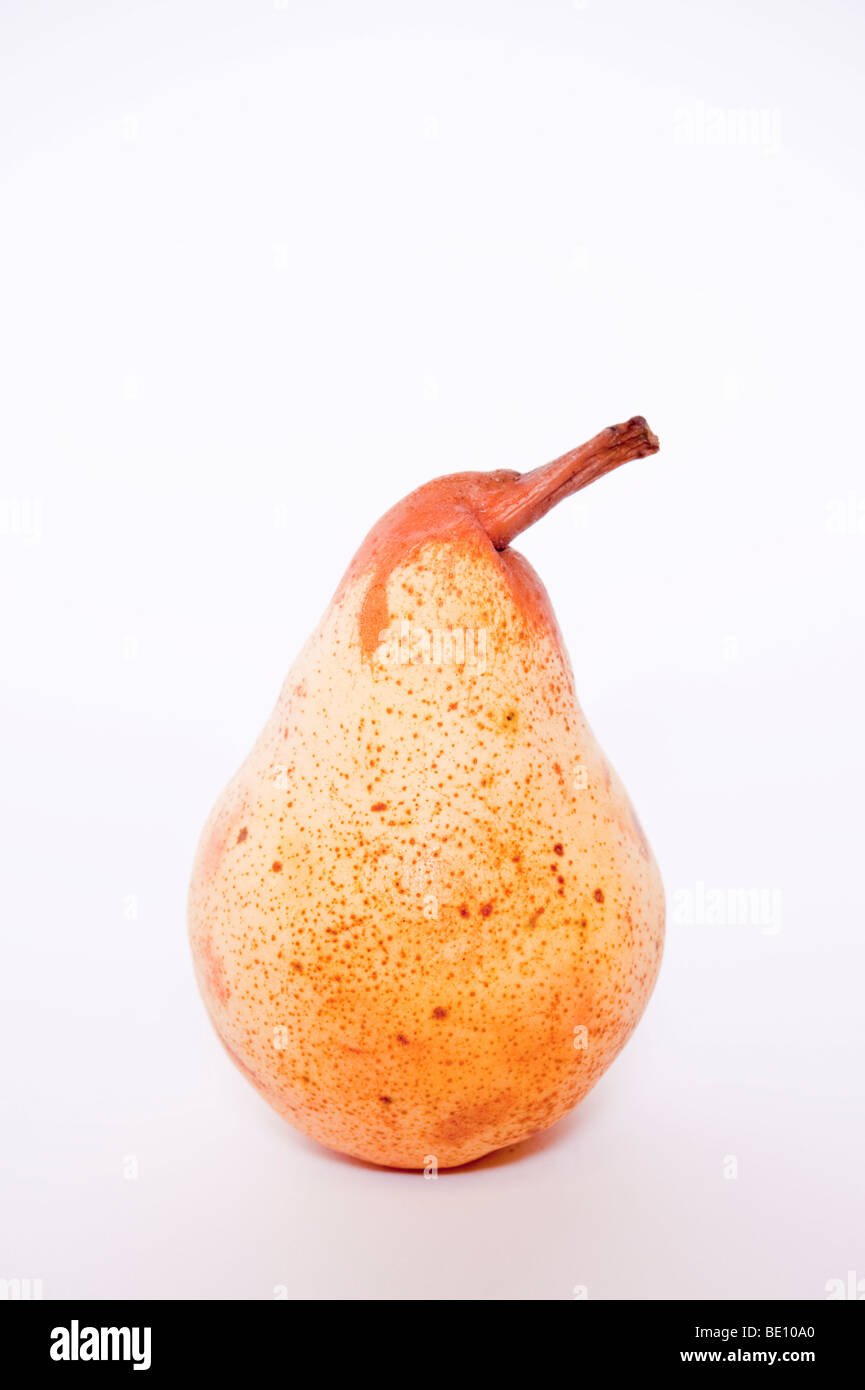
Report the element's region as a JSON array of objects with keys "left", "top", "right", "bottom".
[
  {"left": 396, "top": 1033, "right": 409, "bottom": 1045},
  {"left": 594, "top": 888, "right": 605, "bottom": 903},
  {"left": 371, "top": 802, "right": 387, "bottom": 812},
  {"left": 432, "top": 1006, "right": 449, "bottom": 1020},
  {"left": 553, "top": 842, "right": 564, "bottom": 856},
  {"left": 480, "top": 902, "right": 493, "bottom": 917},
  {"left": 272, "top": 861, "right": 283, "bottom": 873},
  {"left": 236, "top": 827, "right": 248, "bottom": 844},
  {"left": 434, "top": 1091, "right": 513, "bottom": 1148},
  {"left": 379, "top": 1095, "right": 392, "bottom": 1105}
]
